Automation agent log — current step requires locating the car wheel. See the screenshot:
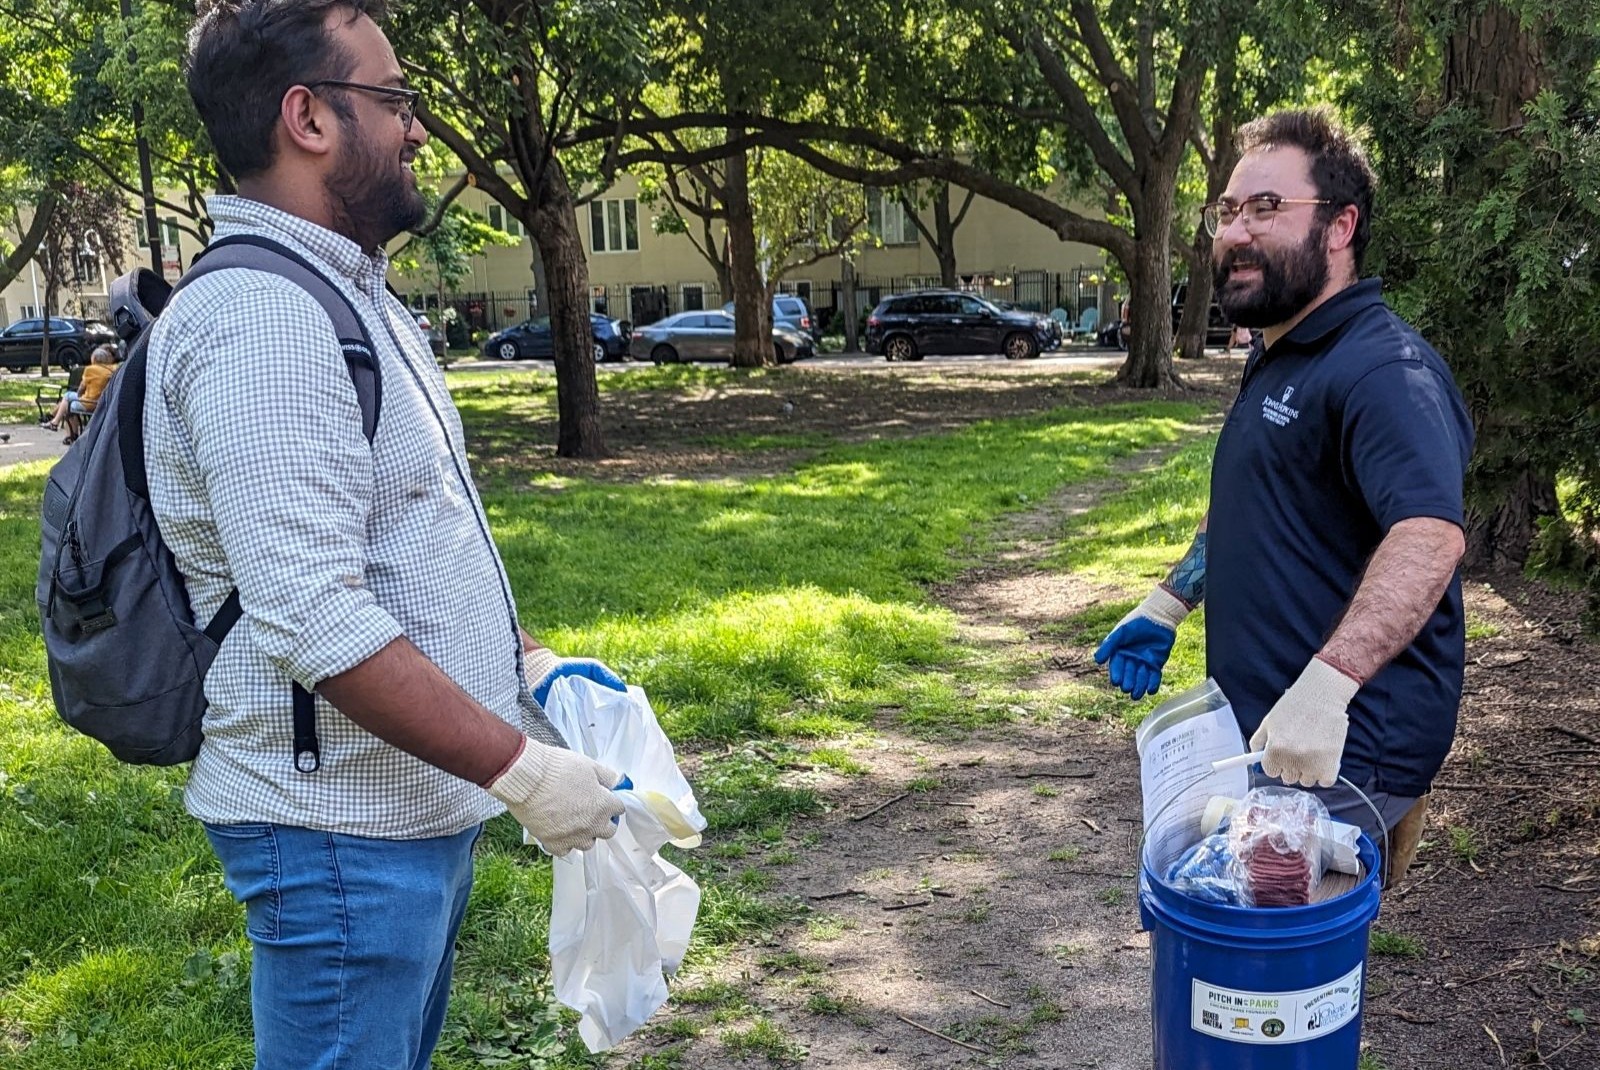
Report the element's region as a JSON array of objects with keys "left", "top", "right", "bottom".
[
  {"left": 57, "top": 347, "right": 83, "bottom": 371},
  {"left": 884, "top": 334, "right": 917, "bottom": 362},
  {"left": 495, "top": 340, "right": 520, "bottom": 361},
  {"left": 1004, "top": 332, "right": 1039, "bottom": 361},
  {"left": 651, "top": 344, "right": 678, "bottom": 365},
  {"left": 774, "top": 342, "right": 794, "bottom": 365},
  {"left": 1117, "top": 325, "right": 1130, "bottom": 351},
  {"left": 592, "top": 341, "right": 606, "bottom": 364}
]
